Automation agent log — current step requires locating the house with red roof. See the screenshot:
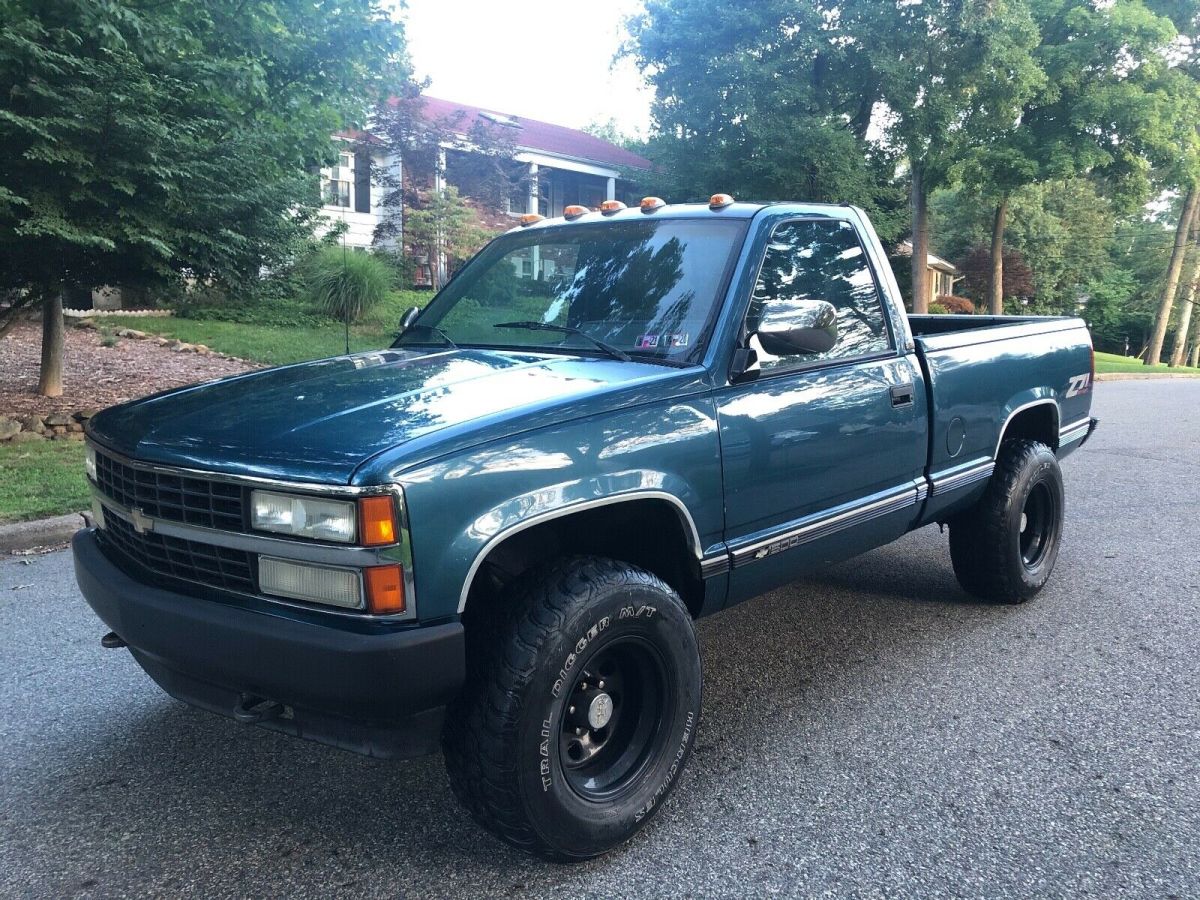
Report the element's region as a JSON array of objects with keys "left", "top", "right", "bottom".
[{"left": 319, "top": 96, "right": 653, "bottom": 253}]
